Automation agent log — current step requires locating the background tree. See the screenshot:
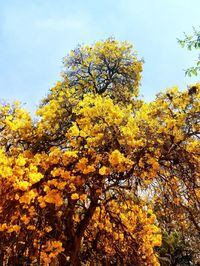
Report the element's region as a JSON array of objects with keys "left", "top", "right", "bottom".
[
  {"left": 145, "top": 86, "right": 200, "bottom": 264},
  {"left": 158, "top": 232, "right": 194, "bottom": 266},
  {"left": 178, "top": 26, "right": 200, "bottom": 76}
]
